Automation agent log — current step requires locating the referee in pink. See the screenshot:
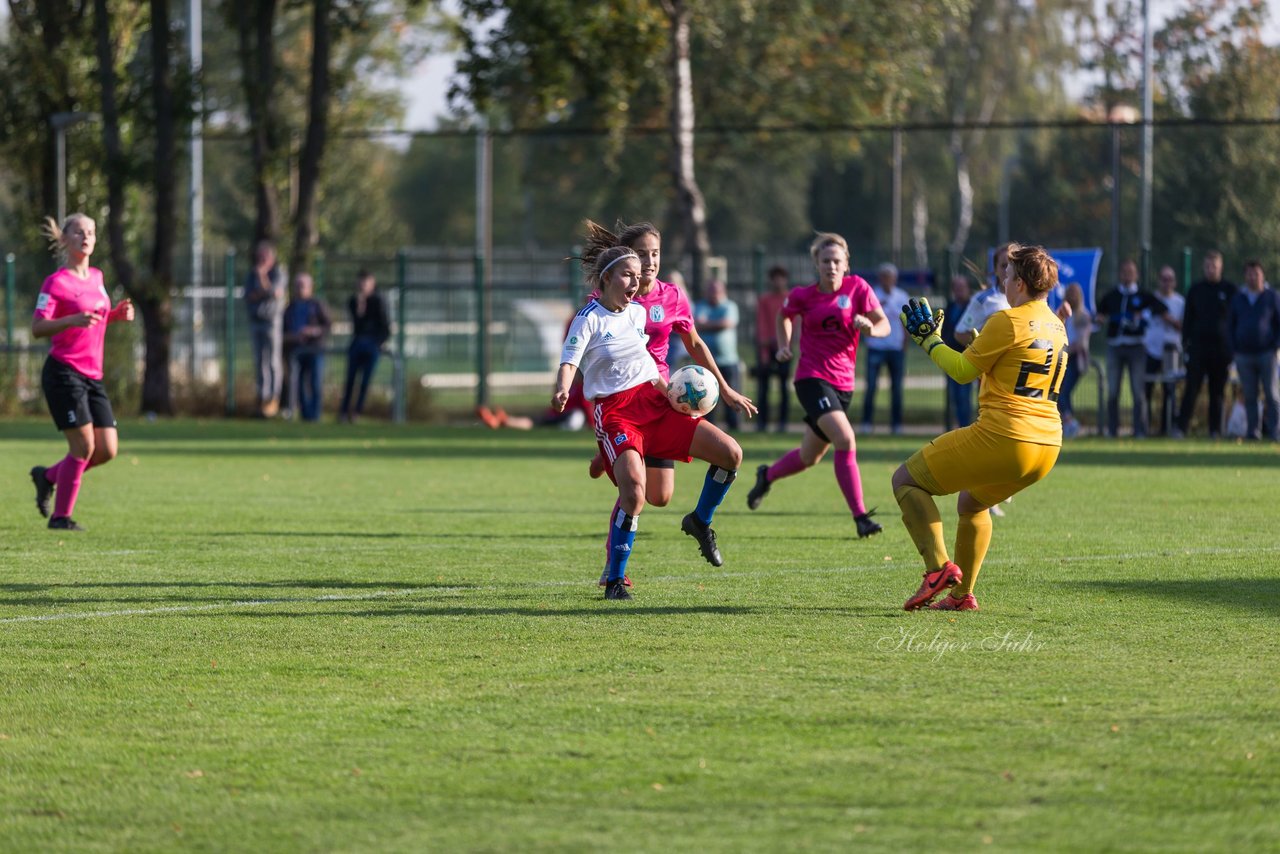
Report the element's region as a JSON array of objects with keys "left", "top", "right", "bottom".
[{"left": 29, "top": 214, "right": 135, "bottom": 531}]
